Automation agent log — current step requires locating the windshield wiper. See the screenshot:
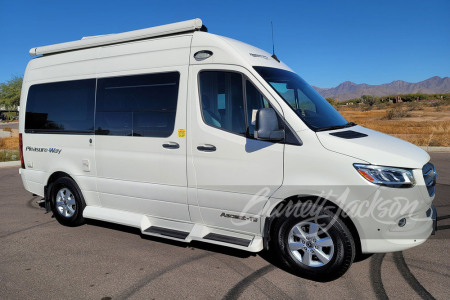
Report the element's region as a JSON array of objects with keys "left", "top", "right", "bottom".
[{"left": 315, "top": 122, "right": 356, "bottom": 132}]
